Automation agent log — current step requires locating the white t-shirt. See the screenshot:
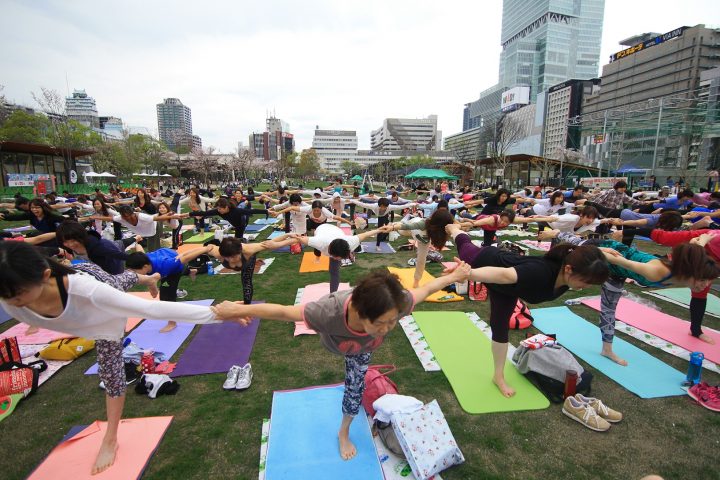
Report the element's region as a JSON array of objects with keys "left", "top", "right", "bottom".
[
  {"left": 307, "top": 224, "right": 361, "bottom": 257},
  {"left": 550, "top": 214, "right": 599, "bottom": 235},
  {"left": 302, "top": 205, "right": 336, "bottom": 224},
  {"left": 113, "top": 212, "right": 157, "bottom": 237},
  {"left": 274, "top": 201, "right": 310, "bottom": 234},
  {"left": 1, "top": 273, "right": 216, "bottom": 341},
  {"left": 532, "top": 199, "right": 574, "bottom": 216}
]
